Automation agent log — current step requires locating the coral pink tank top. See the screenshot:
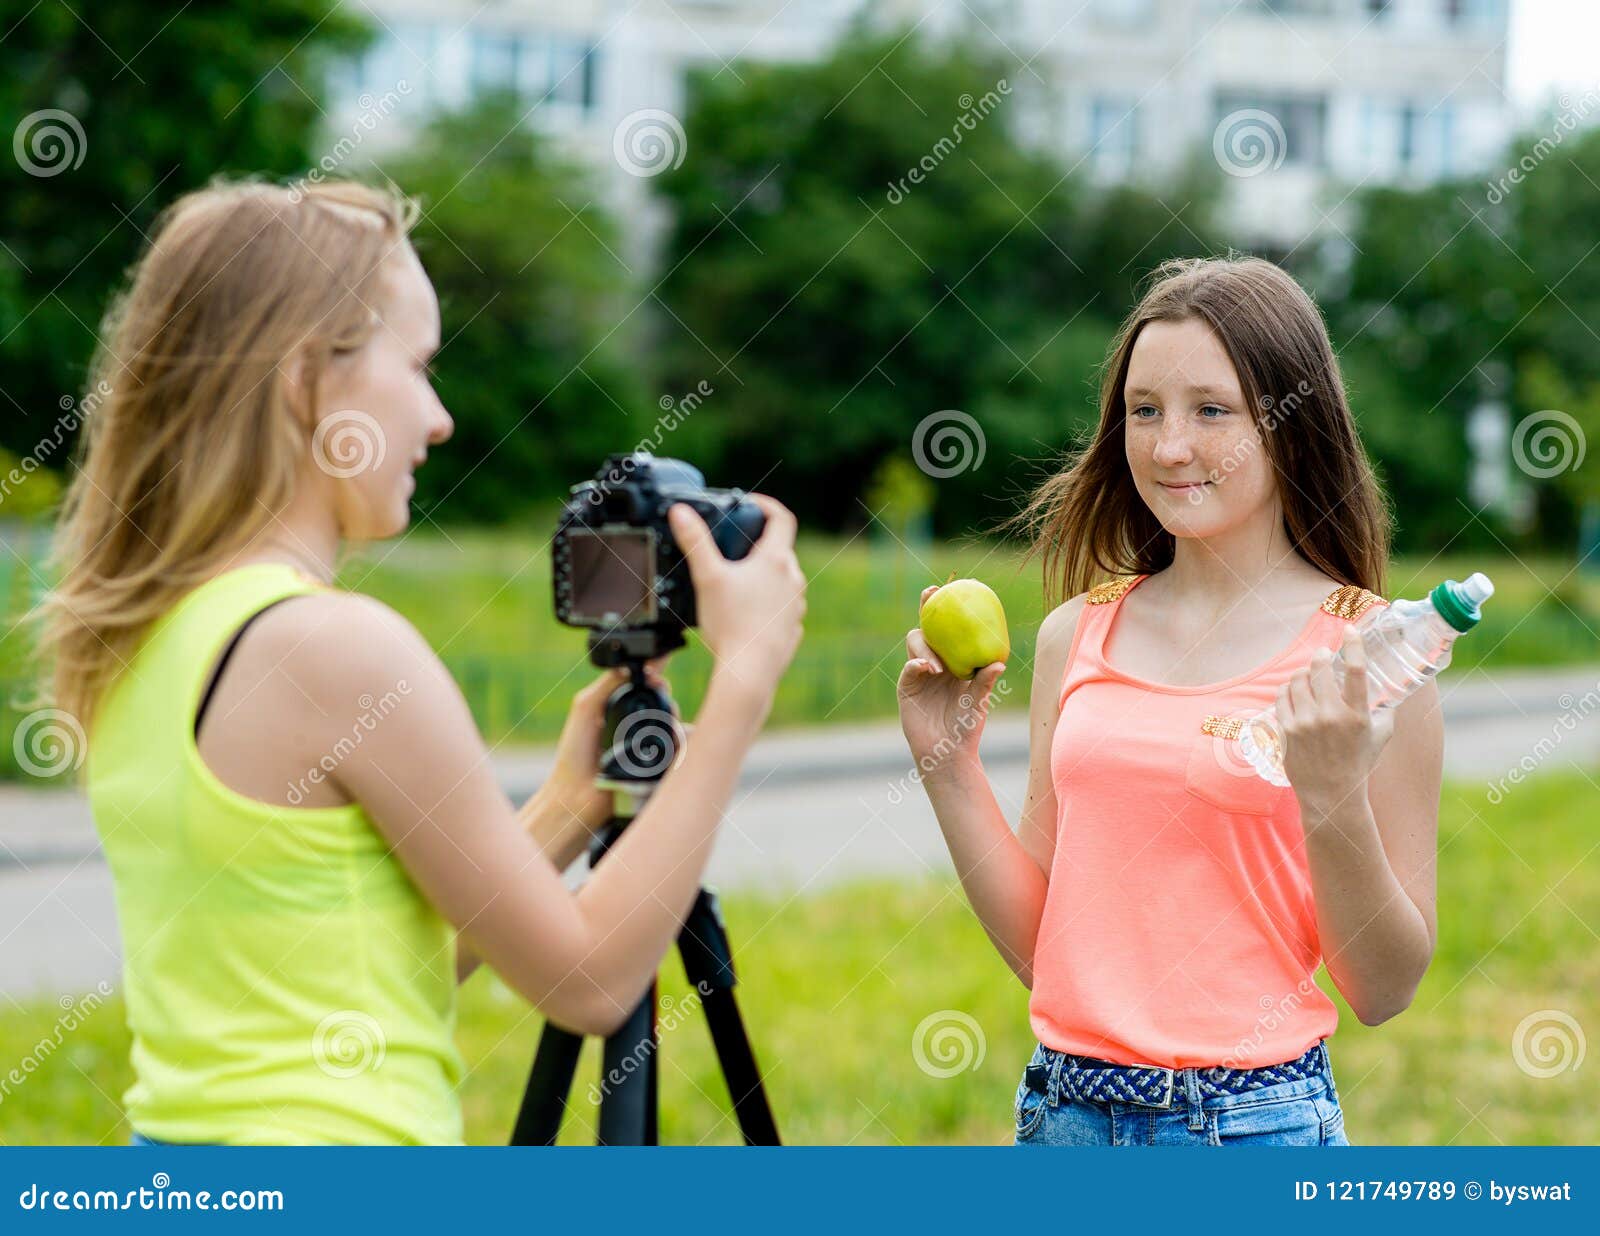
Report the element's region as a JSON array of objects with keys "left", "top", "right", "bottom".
[{"left": 1029, "top": 573, "right": 1386, "bottom": 1070}]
